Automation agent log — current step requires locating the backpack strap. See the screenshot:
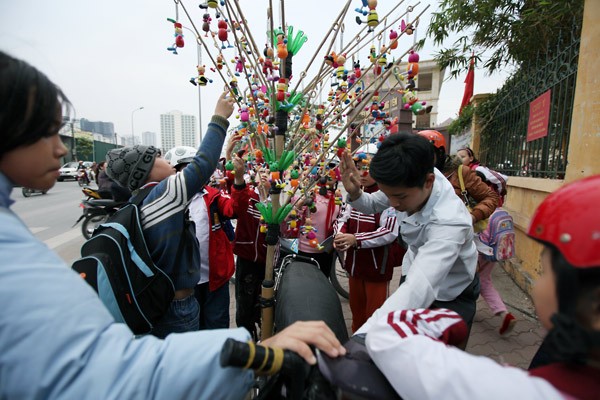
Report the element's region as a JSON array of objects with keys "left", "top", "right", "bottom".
[
  {"left": 129, "top": 185, "right": 155, "bottom": 206},
  {"left": 457, "top": 165, "right": 470, "bottom": 206}
]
